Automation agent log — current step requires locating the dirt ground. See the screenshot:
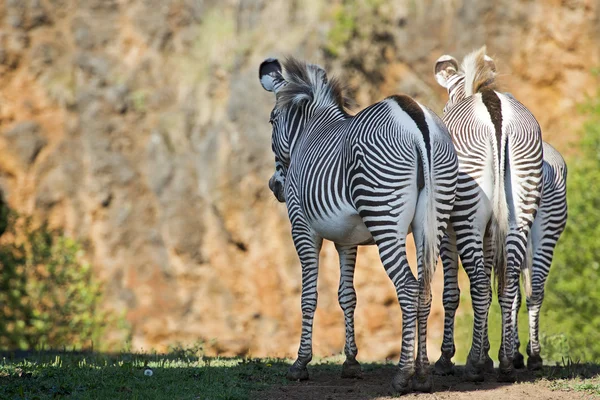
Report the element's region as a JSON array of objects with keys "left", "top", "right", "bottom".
[{"left": 256, "top": 365, "right": 595, "bottom": 400}]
